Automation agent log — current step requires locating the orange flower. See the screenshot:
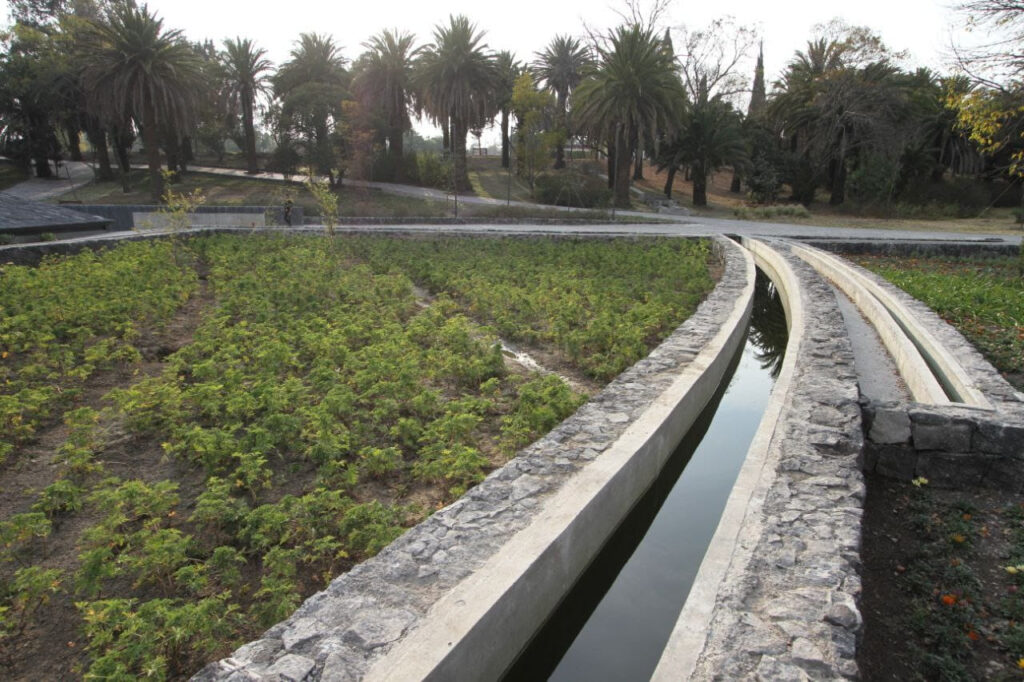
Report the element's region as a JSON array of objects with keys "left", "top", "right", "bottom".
[
  {"left": 962, "top": 513, "right": 972, "bottom": 521},
  {"left": 941, "top": 594, "right": 958, "bottom": 606},
  {"left": 967, "top": 630, "right": 980, "bottom": 641},
  {"left": 951, "top": 533, "right": 967, "bottom": 544}
]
